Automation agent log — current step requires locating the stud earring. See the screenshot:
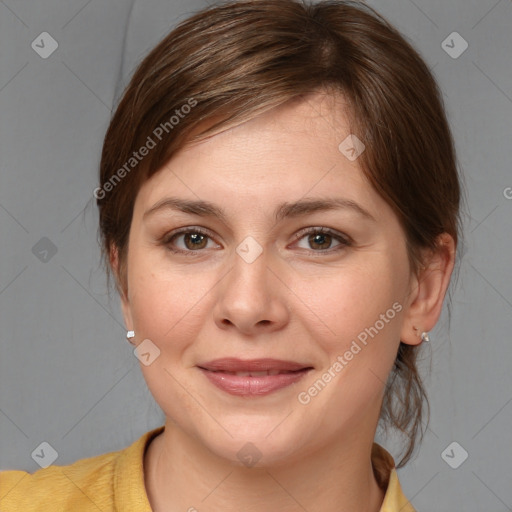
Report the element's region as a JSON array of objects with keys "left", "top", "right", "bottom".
[
  {"left": 126, "top": 330, "right": 135, "bottom": 344},
  {"left": 413, "top": 326, "right": 430, "bottom": 343}
]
